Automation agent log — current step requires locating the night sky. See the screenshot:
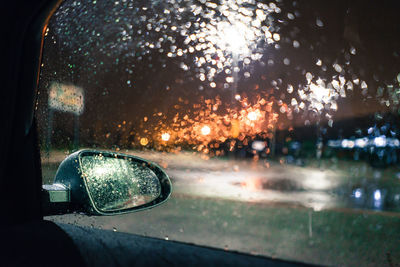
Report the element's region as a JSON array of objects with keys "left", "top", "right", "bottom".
[{"left": 36, "top": 0, "right": 400, "bottom": 149}]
